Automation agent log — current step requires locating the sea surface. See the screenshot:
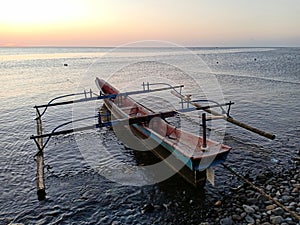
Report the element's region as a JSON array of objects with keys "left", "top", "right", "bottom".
[{"left": 0, "top": 46, "right": 299, "bottom": 224}]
